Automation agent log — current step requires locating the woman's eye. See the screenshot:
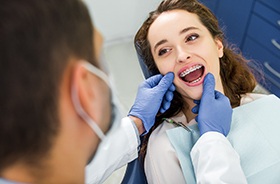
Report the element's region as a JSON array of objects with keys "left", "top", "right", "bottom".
[
  {"left": 186, "top": 34, "right": 199, "bottom": 42},
  {"left": 158, "top": 48, "right": 169, "bottom": 56}
]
